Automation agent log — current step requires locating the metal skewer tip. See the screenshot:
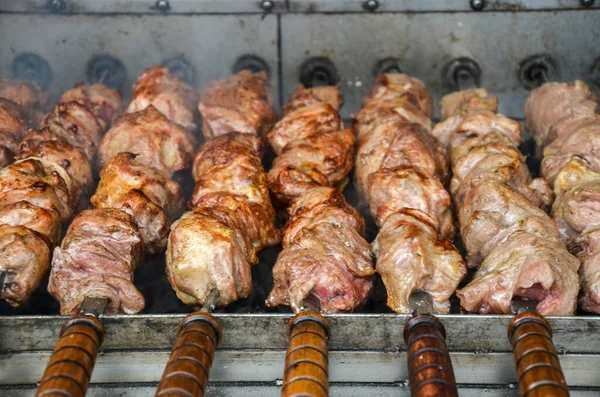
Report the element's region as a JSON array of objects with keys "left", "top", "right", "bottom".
[
  {"left": 80, "top": 297, "right": 109, "bottom": 317},
  {"left": 510, "top": 297, "right": 538, "bottom": 315},
  {"left": 408, "top": 289, "right": 434, "bottom": 315}
]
